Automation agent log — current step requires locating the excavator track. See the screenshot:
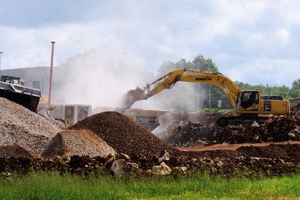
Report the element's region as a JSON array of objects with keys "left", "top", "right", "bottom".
[{"left": 217, "top": 115, "right": 270, "bottom": 126}]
